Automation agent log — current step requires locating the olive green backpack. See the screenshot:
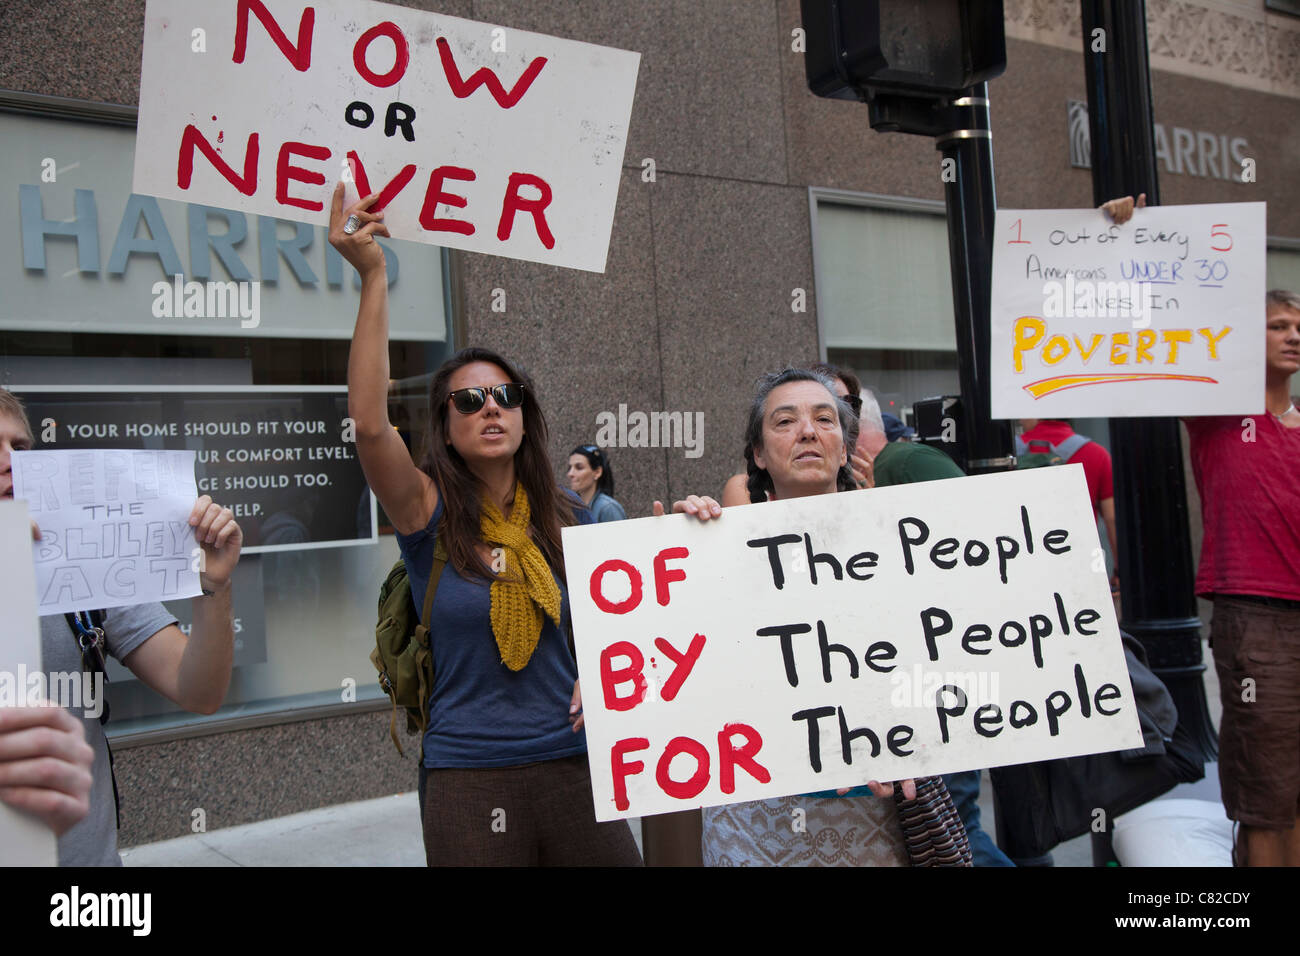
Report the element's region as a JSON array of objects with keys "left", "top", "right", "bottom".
[{"left": 371, "top": 531, "right": 447, "bottom": 756}]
